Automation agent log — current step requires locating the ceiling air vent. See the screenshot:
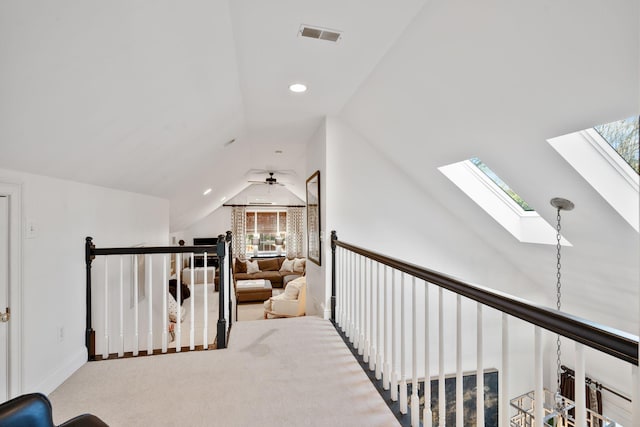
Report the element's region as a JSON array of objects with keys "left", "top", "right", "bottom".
[{"left": 299, "top": 25, "right": 342, "bottom": 42}]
